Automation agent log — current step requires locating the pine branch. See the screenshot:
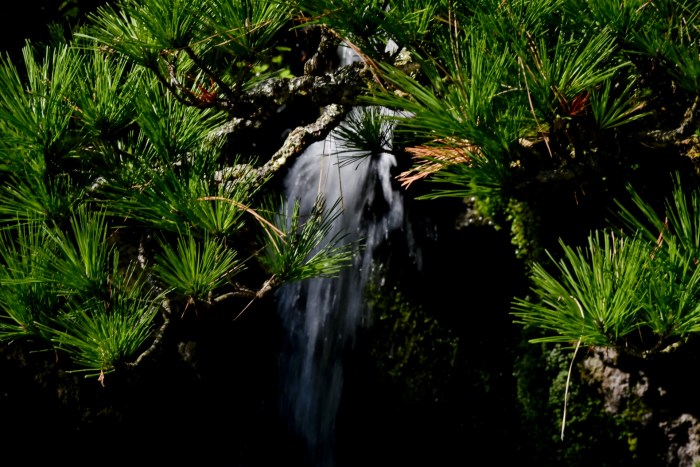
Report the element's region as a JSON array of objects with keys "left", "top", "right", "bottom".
[{"left": 125, "top": 299, "right": 171, "bottom": 369}]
